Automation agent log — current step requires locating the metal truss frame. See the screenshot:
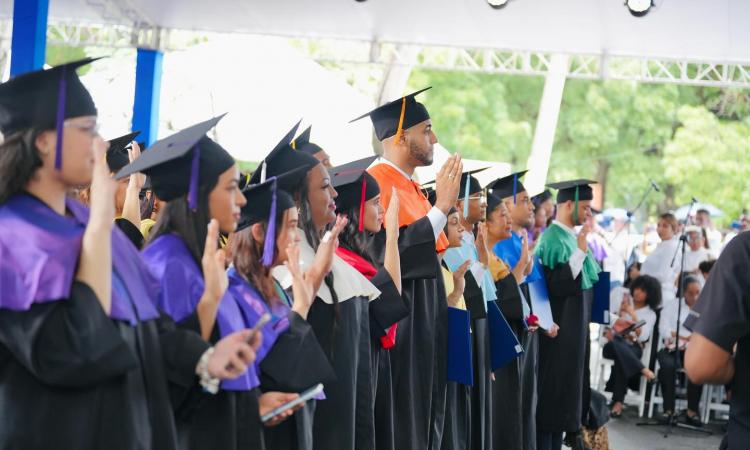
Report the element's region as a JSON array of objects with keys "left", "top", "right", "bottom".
[{"left": 1, "top": 18, "right": 748, "bottom": 88}]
